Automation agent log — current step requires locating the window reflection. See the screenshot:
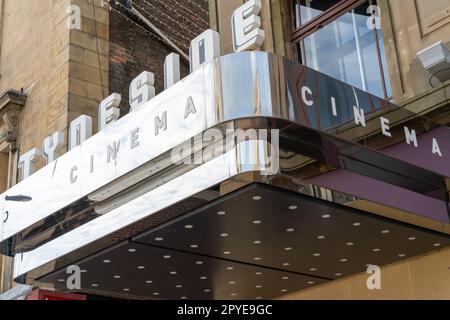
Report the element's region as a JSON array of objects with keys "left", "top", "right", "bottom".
[{"left": 295, "top": 0, "right": 392, "bottom": 99}]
